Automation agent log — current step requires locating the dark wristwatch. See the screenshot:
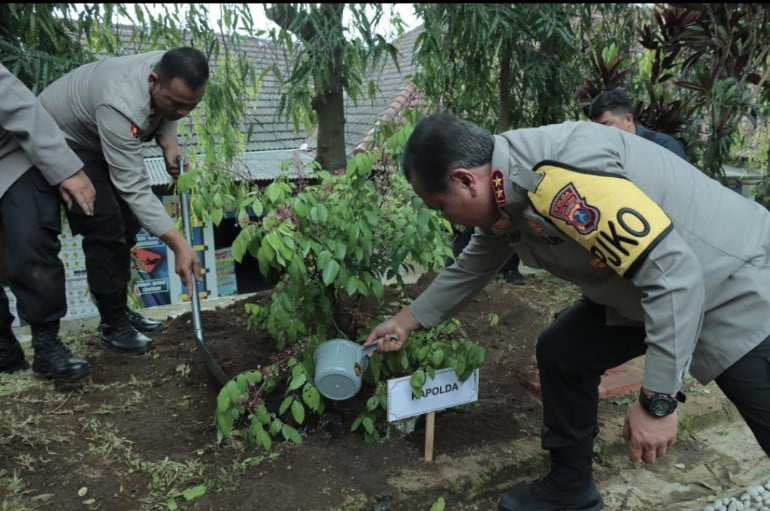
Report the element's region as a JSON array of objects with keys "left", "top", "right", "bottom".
[{"left": 638, "top": 389, "right": 686, "bottom": 417}]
